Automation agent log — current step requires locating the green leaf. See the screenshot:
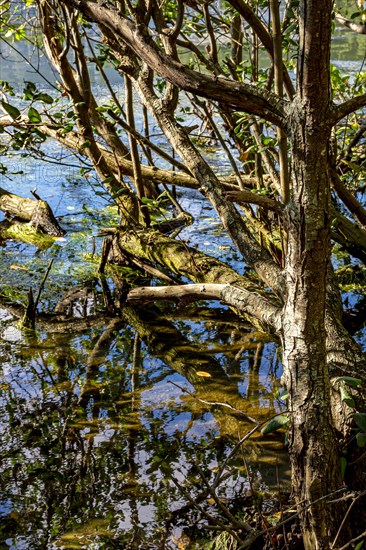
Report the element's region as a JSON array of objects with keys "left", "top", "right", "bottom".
[
  {"left": 111, "top": 188, "right": 127, "bottom": 199},
  {"left": 354, "top": 541, "right": 364, "bottom": 550},
  {"left": 28, "top": 107, "right": 41, "bottom": 123},
  {"left": 35, "top": 93, "right": 53, "bottom": 105},
  {"left": 261, "top": 414, "right": 289, "bottom": 435},
  {"left": 141, "top": 197, "right": 156, "bottom": 205},
  {"left": 24, "top": 81, "right": 37, "bottom": 93},
  {"left": 356, "top": 432, "right": 366, "bottom": 448},
  {"left": 79, "top": 140, "right": 91, "bottom": 150},
  {"left": 334, "top": 376, "right": 362, "bottom": 388},
  {"left": 275, "top": 389, "right": 289, "bottom": 401},
  {"left": 1, "top": 101, "right": 21, "bottom": 120},
  {"left": 340, "top": 456, "right": 347, "bottom": 478},
  {"left": 354, "top": 413, "right": 366, "bottom": 433},
  {"left": 33, "top": 129, "right": 47, "bottom": 140},
  {"left": 339, "top": 386, "right": 355, "bottom": 408},
  {"left": 101, "top": 176, "right": 114, "bottom": 184}
]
